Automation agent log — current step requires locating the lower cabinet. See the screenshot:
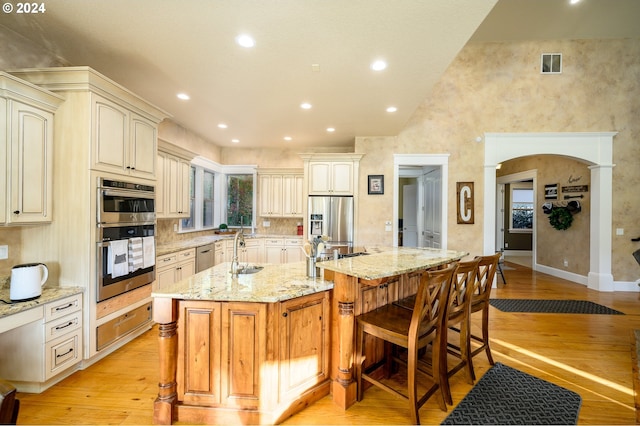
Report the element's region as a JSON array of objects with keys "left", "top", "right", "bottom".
[
  {"left": 156, "top": 248, "right": 196, "bottom": 289},
  {"left": 0, "top": 293, "right": 83, "bottom": 392},
  {"left": 264, "top": 238, "right": 303, "bottom": 264},
  {"left": 175, "top": 291, "right": 329, "bottom": 412}
]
